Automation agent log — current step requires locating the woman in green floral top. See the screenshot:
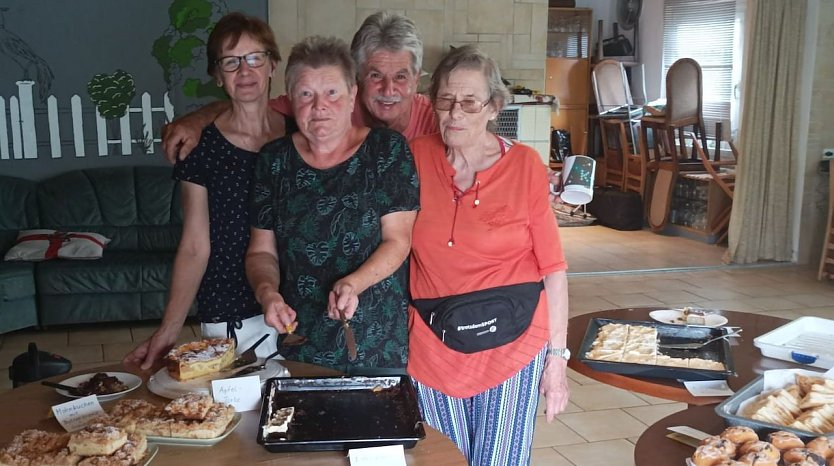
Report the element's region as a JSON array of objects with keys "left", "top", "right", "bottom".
[{"left": 246, "top": 36, "right": 419, "bottom": 372}]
